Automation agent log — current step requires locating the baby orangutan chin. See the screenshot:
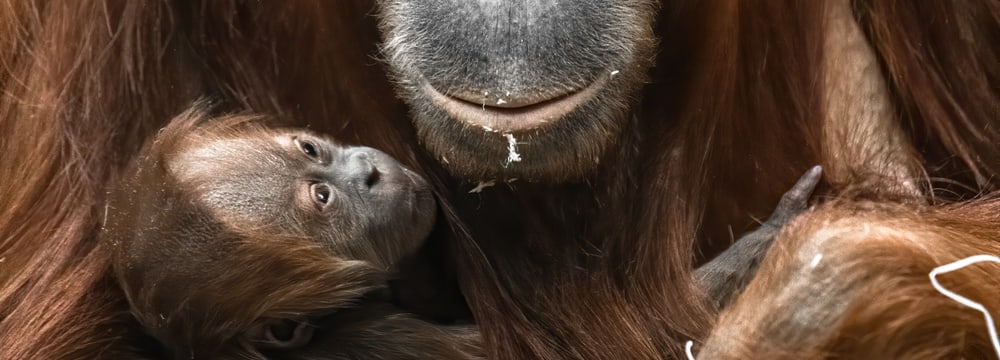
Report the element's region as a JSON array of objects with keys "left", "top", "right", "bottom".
[{"left": 100, "top": 106, "right": 481, "bottom": 359}]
